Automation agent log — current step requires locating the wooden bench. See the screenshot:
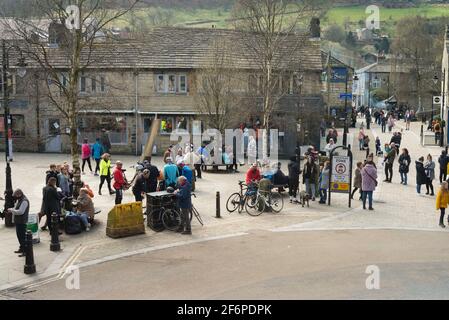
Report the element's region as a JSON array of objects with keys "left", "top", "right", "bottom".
[{"left": 202, "top": 164, "right": 233, "bottom": 172}]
